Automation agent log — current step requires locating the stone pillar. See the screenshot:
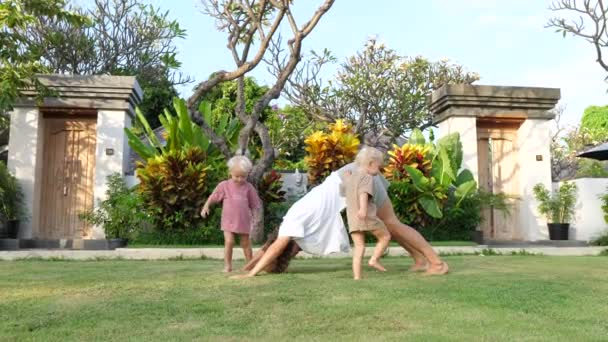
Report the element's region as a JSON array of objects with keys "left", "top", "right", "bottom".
[
  {"left": 92, "top": 109, "right": 132, "bottom": 239},
  {"left": 6, "top": 107, "right": 44, "bottom": 238},
  {"left": 516, "top": 119, "right": 554, "bottom": 240}
]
